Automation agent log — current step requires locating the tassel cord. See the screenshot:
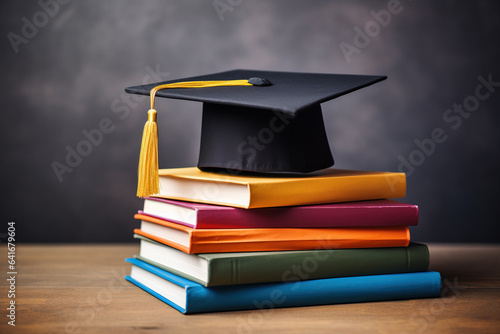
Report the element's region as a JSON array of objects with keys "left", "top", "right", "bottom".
[{"left": 137, "top": 78, "right": 266, "bottom": 198}]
